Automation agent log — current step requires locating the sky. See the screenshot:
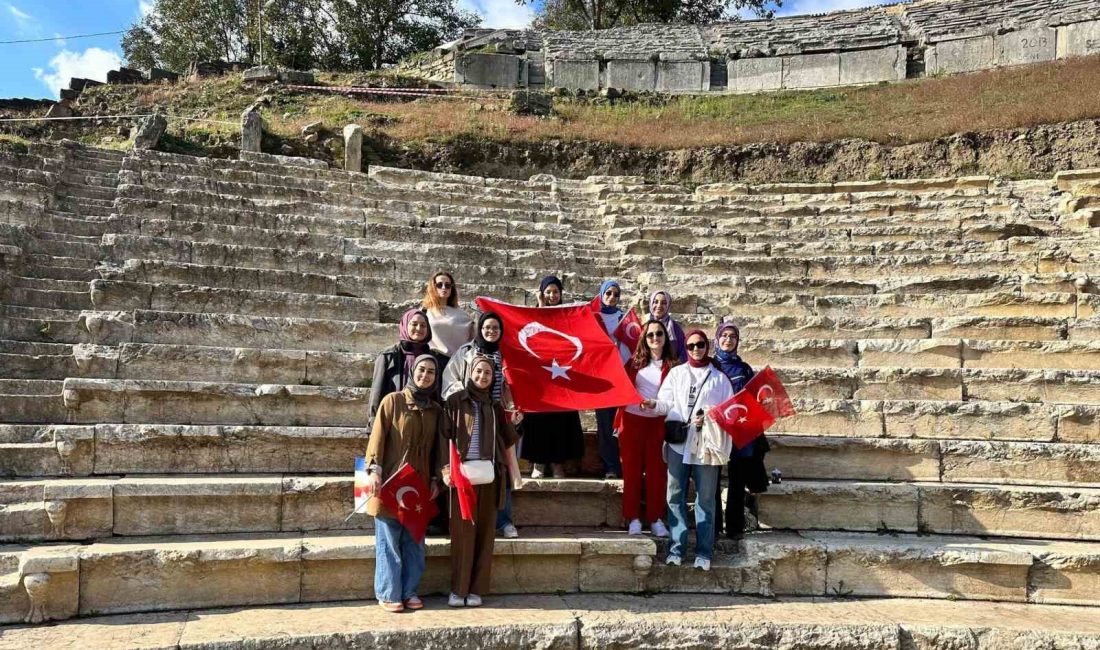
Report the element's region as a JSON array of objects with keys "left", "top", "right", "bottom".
[{"left": 0, "top": 0, "right": 905, "bottom": 100}]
